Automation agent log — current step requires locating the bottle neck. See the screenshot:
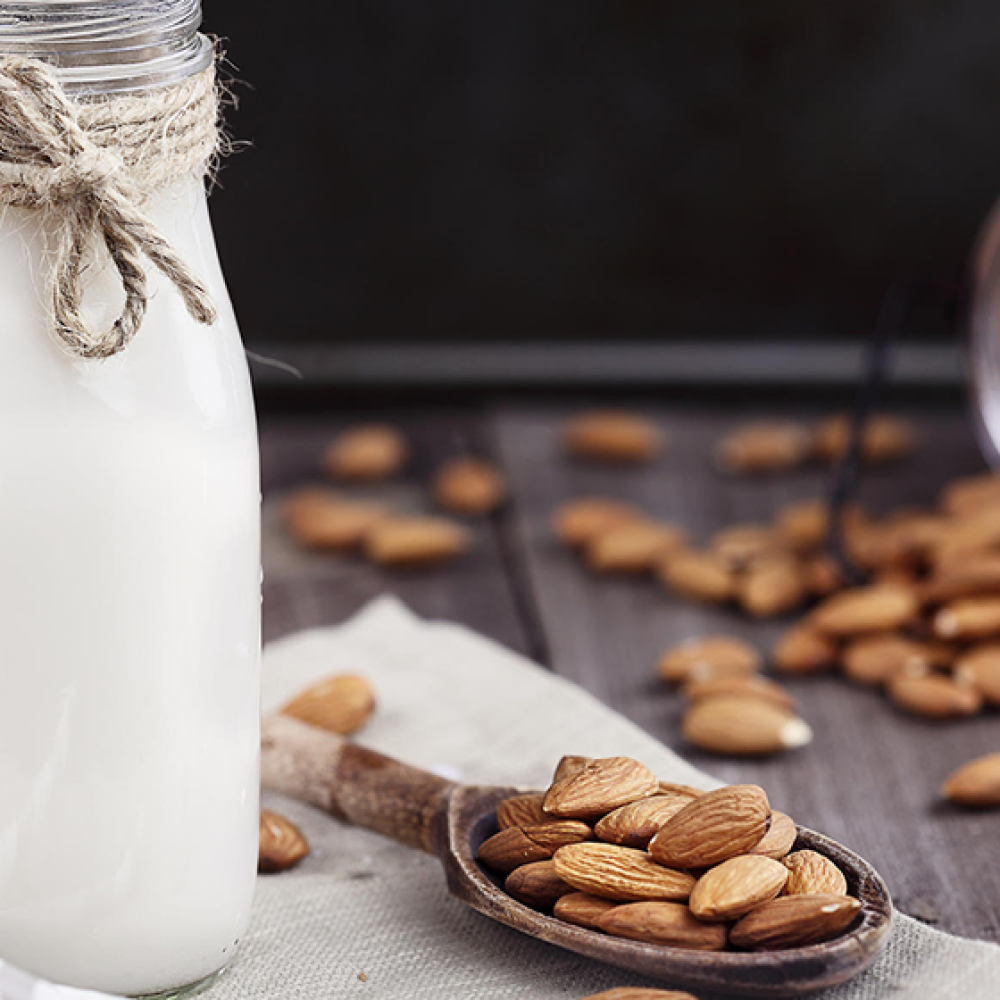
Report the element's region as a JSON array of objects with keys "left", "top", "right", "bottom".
[{"left": 0, "top": 1, "right": 211, "bottom": 94}]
